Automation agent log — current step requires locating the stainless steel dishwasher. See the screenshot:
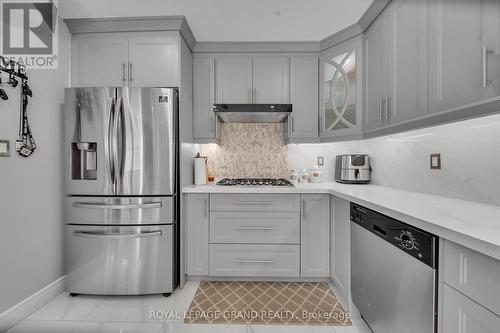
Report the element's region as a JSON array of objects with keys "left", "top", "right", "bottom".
[{"left": 350, "top": 203, "right": 438, "bottom": 333}]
